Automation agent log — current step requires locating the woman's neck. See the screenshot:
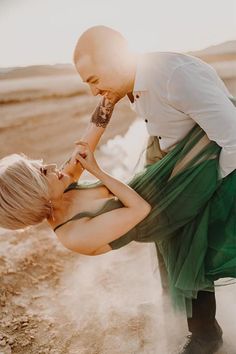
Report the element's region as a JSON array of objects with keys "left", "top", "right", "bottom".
[{"left": 47, "top": 192, "right": 73, "bottom": 227}]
